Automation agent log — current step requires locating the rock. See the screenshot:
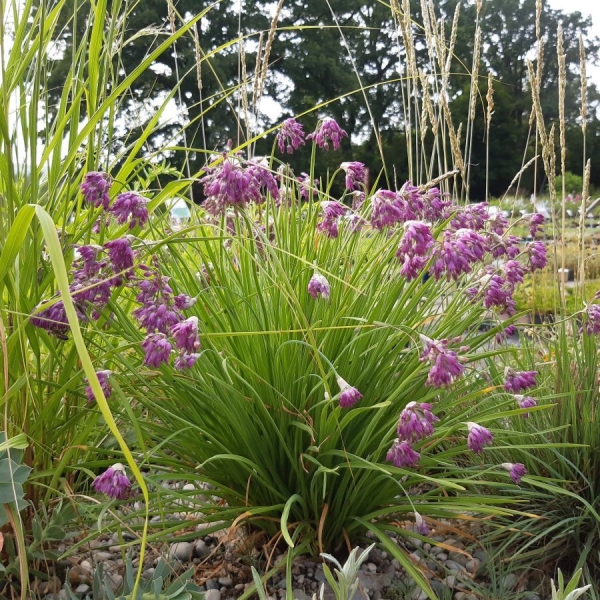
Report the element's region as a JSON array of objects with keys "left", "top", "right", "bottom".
[
  {"left": 445, "top": 560, "right": 465, "bottom": 574},
  {"left": 454, "top": 593, "right": 466, "bottom": 600},
  {"left": 443, "top": 575, "right": 456, "bottom": 588},
  {"left": 205, "top": 590, "right": 221, "bottom": 600},
  {"left": 292, "top": 589, "right": 310, "bottom": 600},
  {"left": 37, "top": 576, "right": 62, "bottom": 595},
  {"left": 75, "top": 584, "right": 90, "bottom": 594},
  {"left": 465, "top": 559, "right": 479, "bottom": 574},
  {"left": 106, "top": 572, "right": 123, "bottom": 591},
  {"left": 448, "top": 552, "right": 469, "bottom": 567},
  {"left": 314, "top": 568, "right": 326, "bottom": 583},
  {"left": 142, "top": 568, "right": 155, "bottom": 580},
  {"left": 411, "top": 589, "right": 428, "bottom": 600},
  {"left": 437, "top": 552, "right": 448, "bottom": 561},
  {"left": 500, "top": 573, "right": 519, "bottom": 591},
  {"left": 193, "top": 539, "right": 210, "bottom": 559},
  {"left": 94, "top": 551, "right": 114, "bottom": 562},
  {"left": 366, "top": 562, "right": 377, "bottom": 573},
  {"left": 206, "top": 579, "right": 219, "bottom": 590},
  {"left": 218, "top": 577, "right": 233, "bottom": 587},
  {"left": 473, "top": 550, "right": 487, "bottom": 563},
  {"left": 169, "top": 541, "right": 193, "bottom": 562},
  {"left": 275, "top": 579, "right": 287, "bottom": 589}
]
